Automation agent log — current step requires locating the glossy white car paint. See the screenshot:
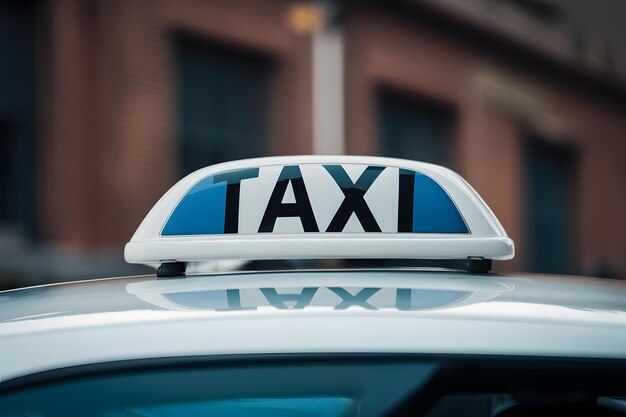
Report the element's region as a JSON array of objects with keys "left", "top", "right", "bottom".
[
  {"left": 1, "top": 270, "right": 625, "bottom": 383},
  {"left": 124, "top": 156, "right": 514, "bottom": 267}
]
